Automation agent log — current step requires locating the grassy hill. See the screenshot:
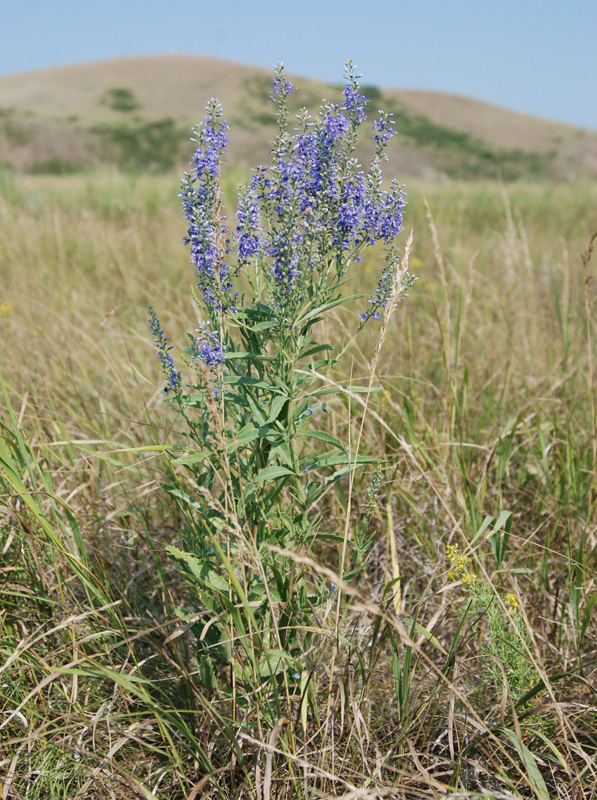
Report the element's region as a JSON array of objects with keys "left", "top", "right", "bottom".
[{"left": 1, "top": 54, "right": 596, "bottom": 179}]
